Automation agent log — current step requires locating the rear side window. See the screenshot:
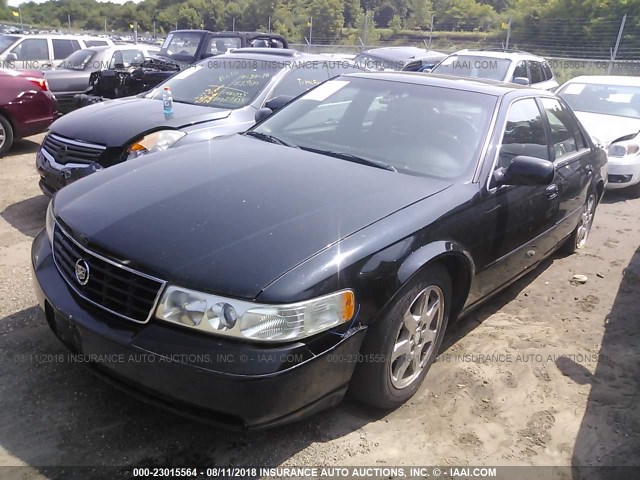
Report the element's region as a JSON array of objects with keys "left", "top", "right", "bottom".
[
  {"left": 528, "top": 61, "right": 544, "bottom": 84},
  {"left": 512, "top": 61, "right": 527, "bottom": 80},
  {"left": 10, "top": 38, "right": 48, "bottom": 61},
  {"left": 121, "top": 49, "right": 145, "bottom": 66},
  {"left": 52, "top": 39, "right": 75, "bottom": 60},
  {"left": 542, "top": 62, "right": 553, "bottom": 81},
  {"left": 540, "top": 98, "right": 587, "bottom": 159},
  {"left": 84, "top": 40, "right": 108, "bottom": 47},
  {"left": 497, "top": 98, "right": 549, "bottom": 170}
]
